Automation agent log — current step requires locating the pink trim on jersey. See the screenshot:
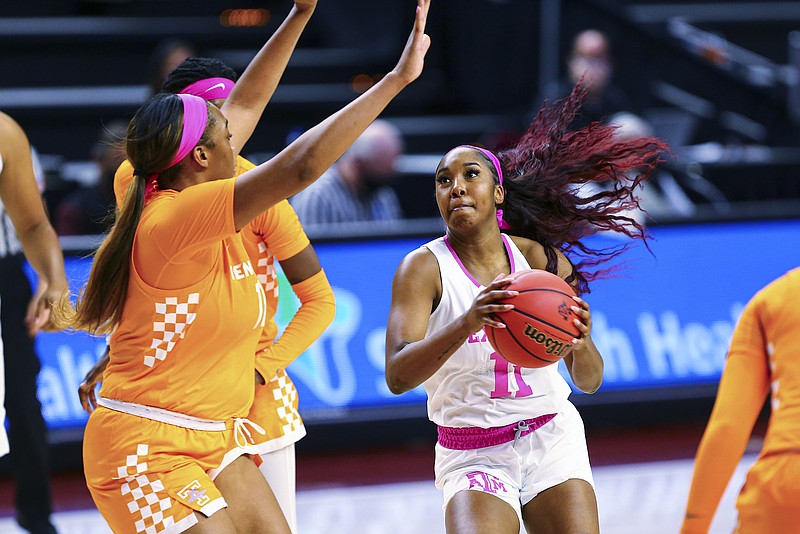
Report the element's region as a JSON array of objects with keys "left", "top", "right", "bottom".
[
  {"left": 444, "top": 234, "right": 517, "bottom": 288},
  {"left": 501, "top": 234, "right": 516, "bottom": 274},
  {"left": 437, "top": 413, "right": 557, "bottom": 450}
]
